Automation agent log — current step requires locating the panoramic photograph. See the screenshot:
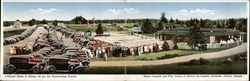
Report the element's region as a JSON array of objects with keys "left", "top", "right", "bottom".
[{"left": 2, "top": 2, "right": 248, "bottom": 74}]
